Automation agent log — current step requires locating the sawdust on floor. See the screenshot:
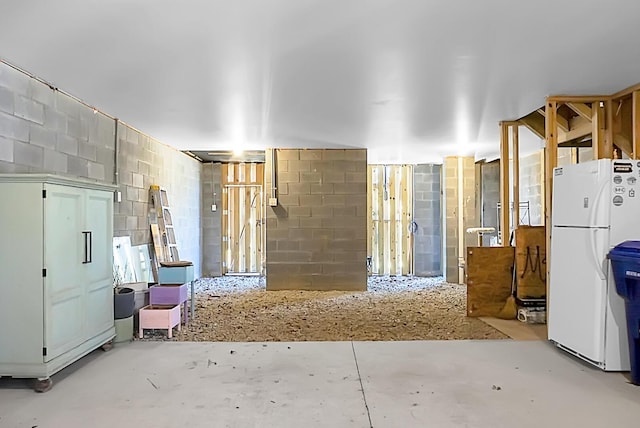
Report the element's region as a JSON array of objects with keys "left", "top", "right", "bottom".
[{"left": 168, "top": 281, "right": 508, "bottom": 342}]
